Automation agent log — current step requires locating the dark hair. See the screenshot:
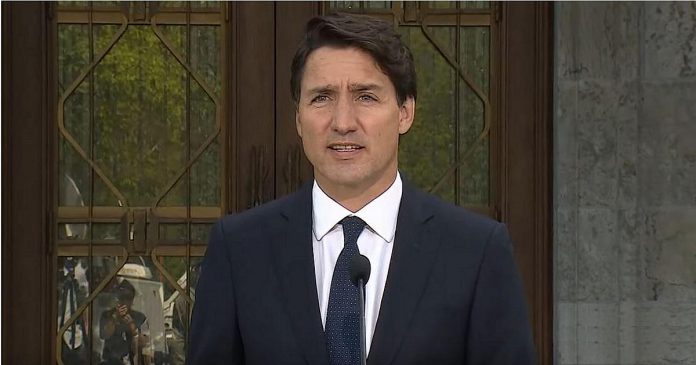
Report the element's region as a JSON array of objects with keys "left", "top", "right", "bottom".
[
  {"left": 290, "top": 13, "right": 417, "bottom": 106},
  {"left": 116, "top": 279, "right": 136, "bottom": 301}
]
